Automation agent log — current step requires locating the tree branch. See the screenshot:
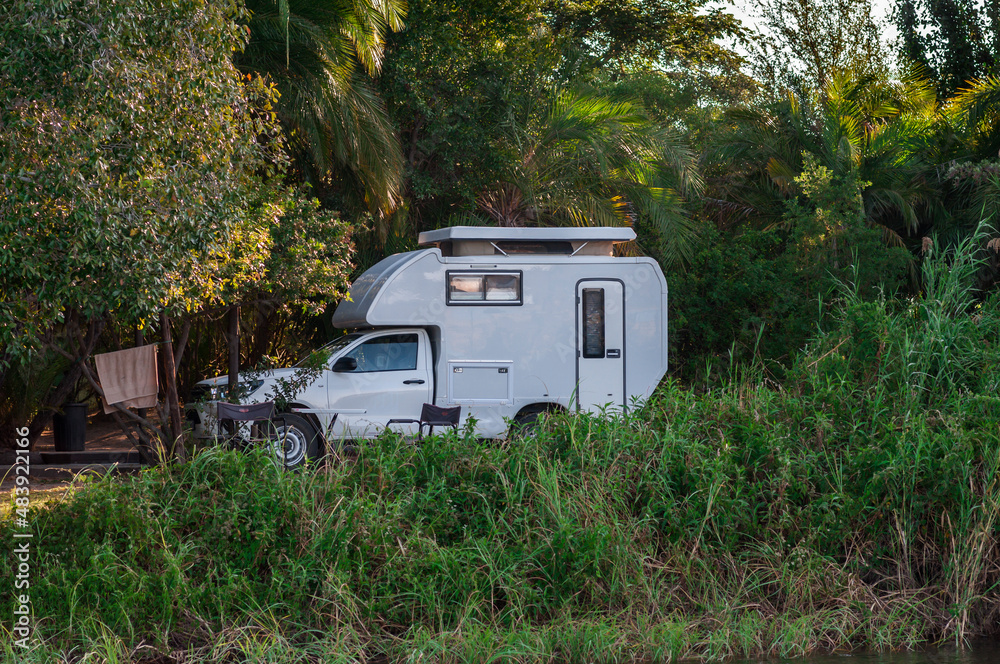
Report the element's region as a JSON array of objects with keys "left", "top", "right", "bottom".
[{"left": 173, "top": 318, "right": 193, "bottom": 370}]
